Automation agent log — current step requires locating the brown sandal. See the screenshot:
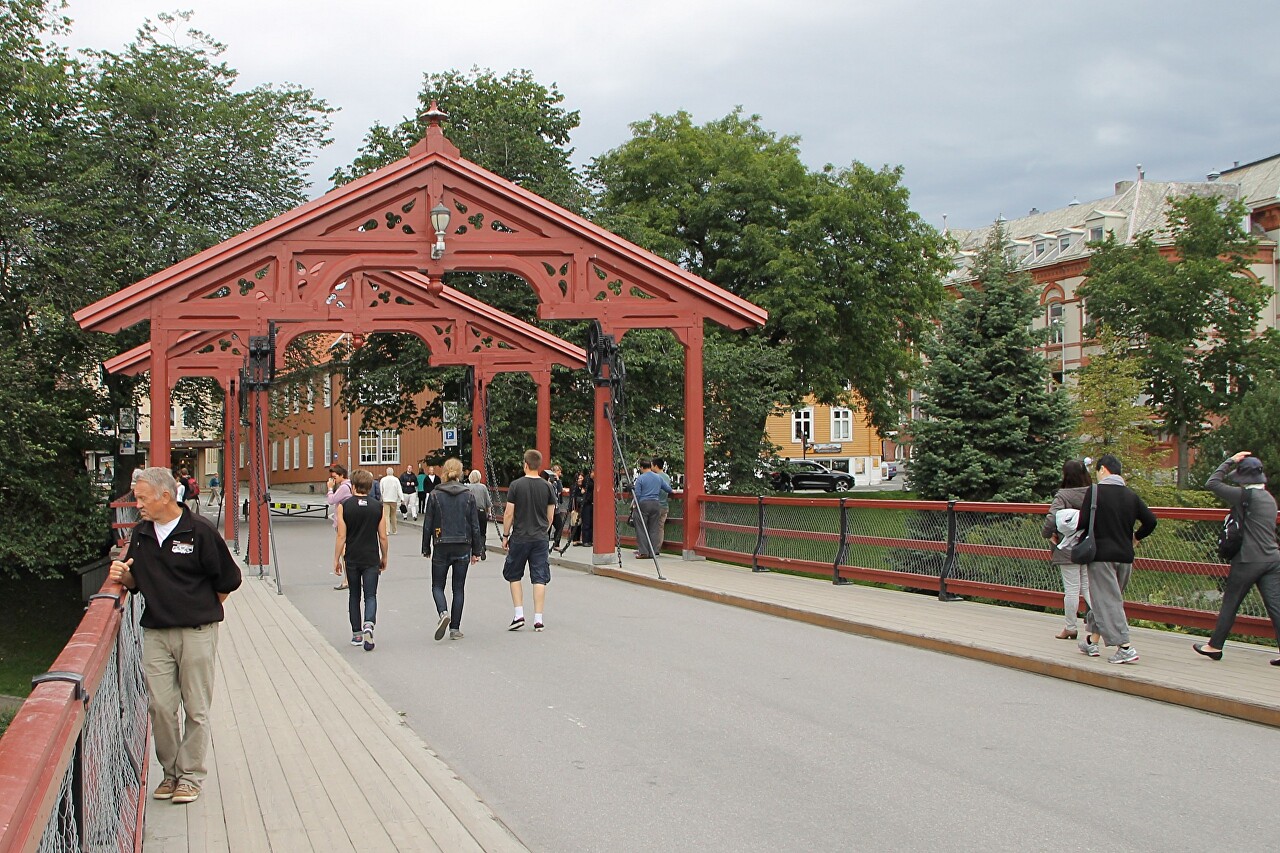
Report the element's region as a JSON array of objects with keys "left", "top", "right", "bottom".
[{"left": 1055, "top": 628, "right": 1078, "bottom": 640}]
